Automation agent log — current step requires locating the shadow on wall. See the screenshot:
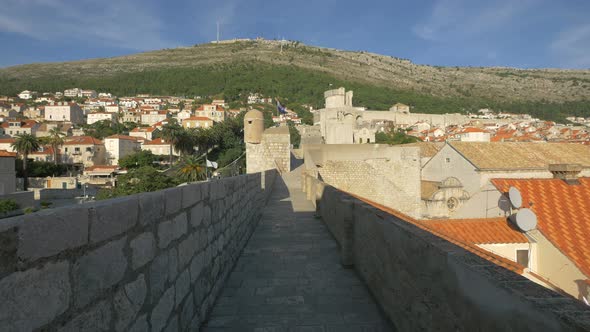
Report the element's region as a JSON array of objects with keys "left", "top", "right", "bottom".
[
  {"left": 0, "top": 170, "right": 278, "bottom": 332},
  {"left": 302, "top": 173, "right": 590, "bottom": 331}
]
